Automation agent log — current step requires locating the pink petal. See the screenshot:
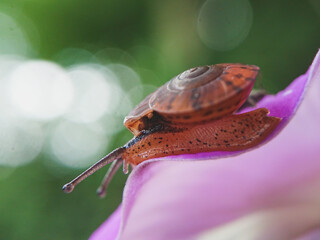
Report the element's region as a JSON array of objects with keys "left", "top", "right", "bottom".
[
  {"left": 89, "top": 206, "right": 121, "bottom": 240},
  {"left": 90, "top": 50, "right": 320, "bottom": 240}
]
